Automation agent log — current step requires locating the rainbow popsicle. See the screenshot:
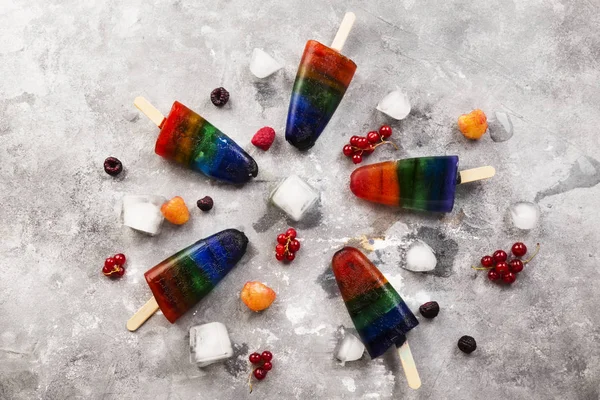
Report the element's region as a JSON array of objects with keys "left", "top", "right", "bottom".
[
  {"left": 144, "top": 229, "right": 248, "bottom": 323},
  {"left": 285, "top": 14, "right": 357, "bottom": 150},
  {"left": 331, "top": 247, "right": 418, "bottom": 359},
  {"left": 350, "top": 156, "right": 460, "bottom": 212},
  {"left": 136, "top": 98, "right": 258, "bottom": 184}
]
